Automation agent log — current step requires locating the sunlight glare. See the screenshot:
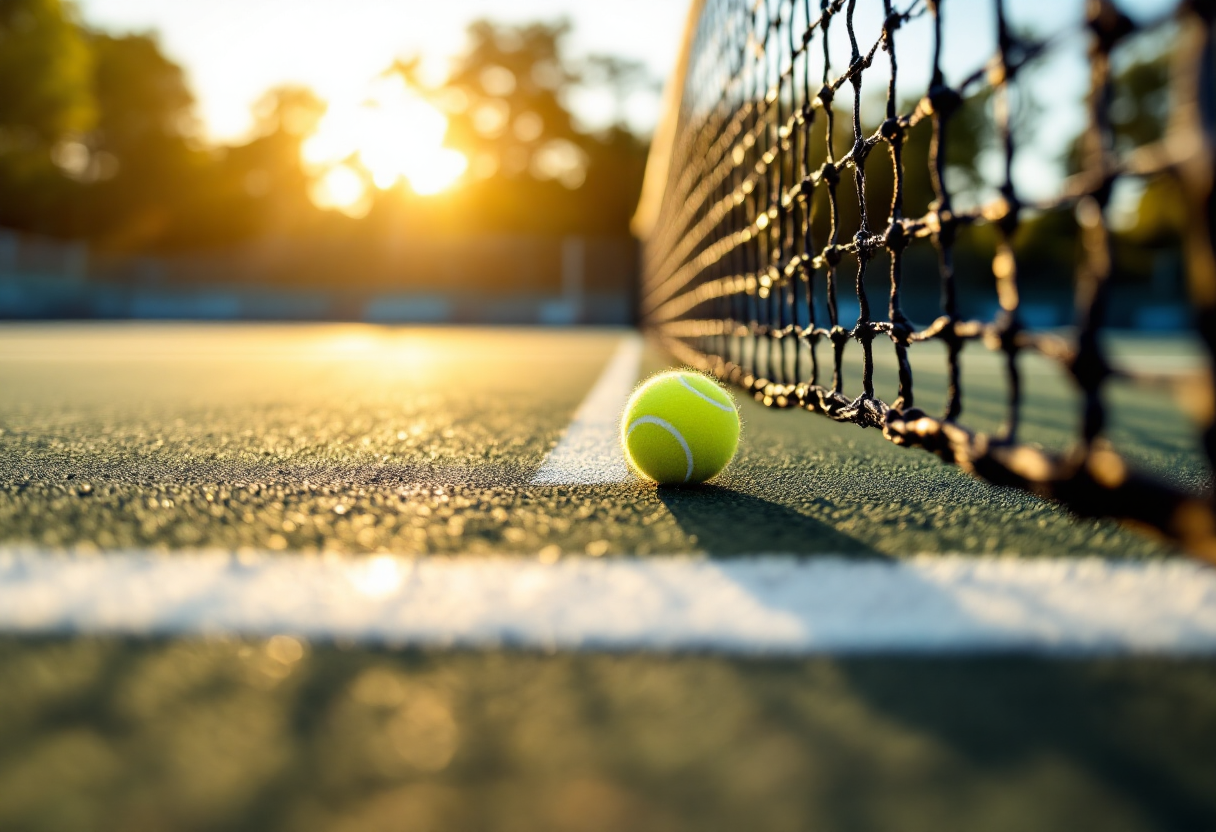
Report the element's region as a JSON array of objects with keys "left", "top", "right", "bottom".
[
  {"left": 302, "top": 75, "right": 467, "bottom": 209},
  {"left": 310, "top": 165, "right": 371, "bottom": 218},
  {"left": 408, "top": 148, "right": 469, "bottom": 196},
  {"left": 348, "top": 555, "right": 410, "bottom": 598}
]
